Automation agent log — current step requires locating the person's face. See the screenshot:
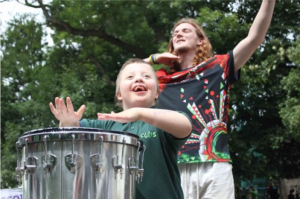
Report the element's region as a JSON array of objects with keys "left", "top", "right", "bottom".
[
  {"left": 172, "top": 23, "right": 202, "bottom": 53},
  {"left": 116, "top": 63, "right": 158, "bottom": 110}
]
